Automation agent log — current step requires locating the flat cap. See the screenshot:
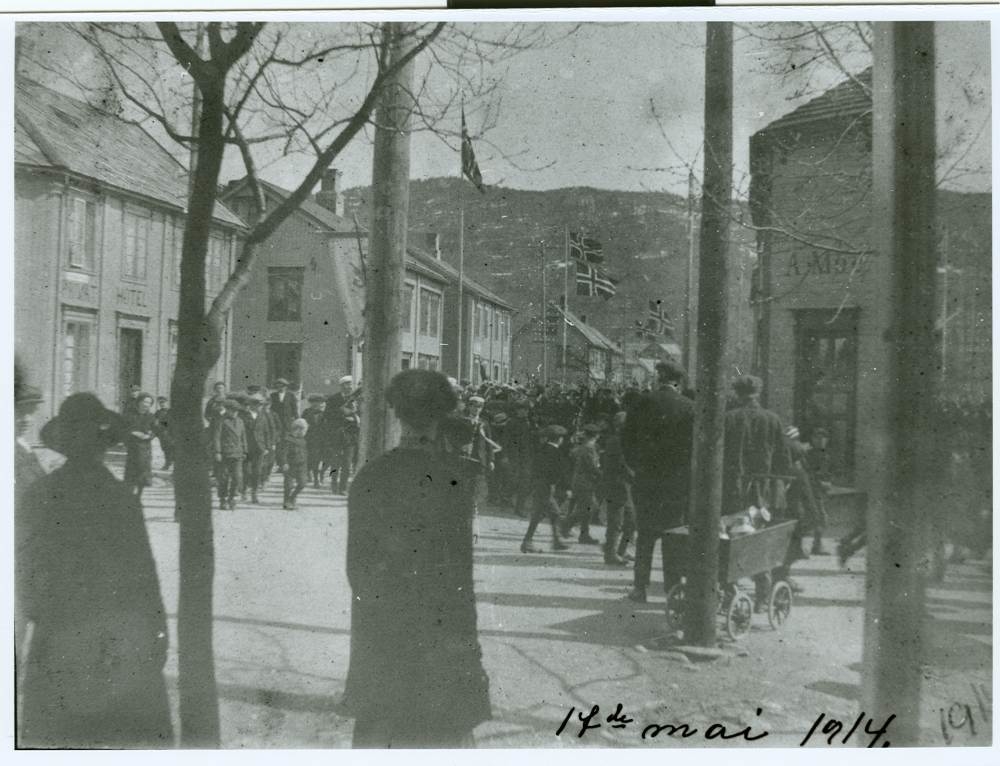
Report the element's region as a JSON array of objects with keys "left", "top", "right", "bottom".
[
  {"left": 542, "top": 424, "right": 567, "bottom": 439},
  {"left": 732, "top": 374, "right": 763, "bottom": 396}
]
